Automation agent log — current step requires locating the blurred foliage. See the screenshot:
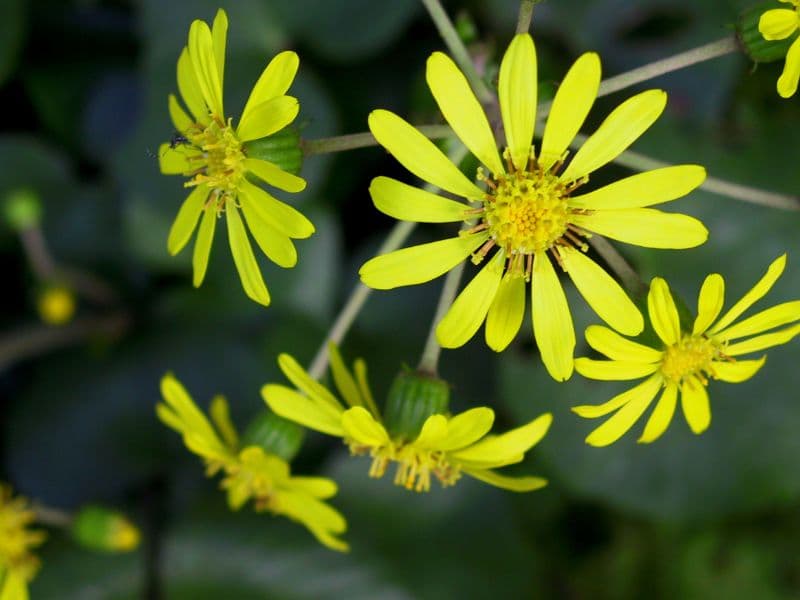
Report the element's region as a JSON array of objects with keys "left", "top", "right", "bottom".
[{"left": 1, "top": 0, "right": 799, "bottom": 598}]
